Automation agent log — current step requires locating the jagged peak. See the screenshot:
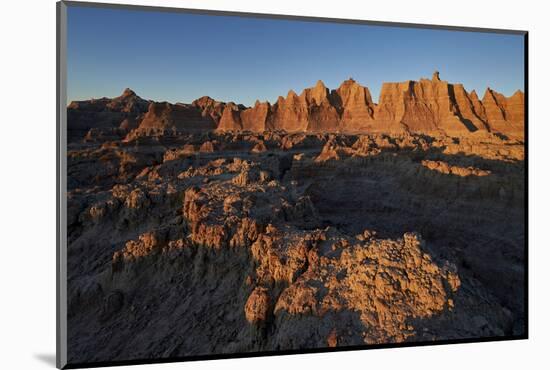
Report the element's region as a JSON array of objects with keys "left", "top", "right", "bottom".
[
  {"left": 432, "top": 71, "right": 441, "bottom": 82},
  {"left": 192, "top": 95, "right": 220, "bottom": 108},
  {"left": 483, "top": 87, "right": 495, "bottom": 100},
  {"left": 121, "top": 88, "right": 136, "bottom": 98},
  {"left": 194, "top": 95, "right": 215, "bottom": 102},
  {"left": 314, "top": 80, "right": 327, "bottom": 89},
  {"left": 482, "top": 87, "right": 509, "bottom": 105},
  {"left": 338, "top": 78, "right": 361, "bottom": 88},
  {"left": 287, "top": 90, "right": 298, "bottom": 99},
  {"left": 301, "top": 80, "right": 329, "bottom": 105},
  {"left": 512, "top": 89, "right": 524, "bottom": 97}
]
